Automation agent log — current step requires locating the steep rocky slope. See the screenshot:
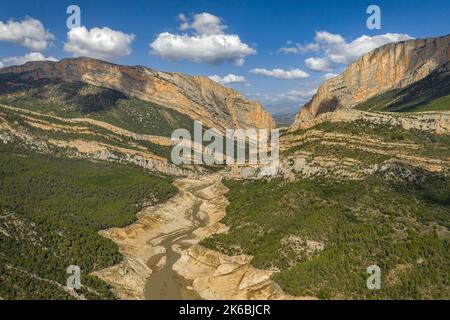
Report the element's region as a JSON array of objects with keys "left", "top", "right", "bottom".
[
  {"left": 94, "top": 174, "right": 309, "bottom": 300},
  {"left": 0, "top": 57, "right": 275, "bottom": 131},
  {"left": 292, "top": 34, "right": 450, "bottom": 128}
]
